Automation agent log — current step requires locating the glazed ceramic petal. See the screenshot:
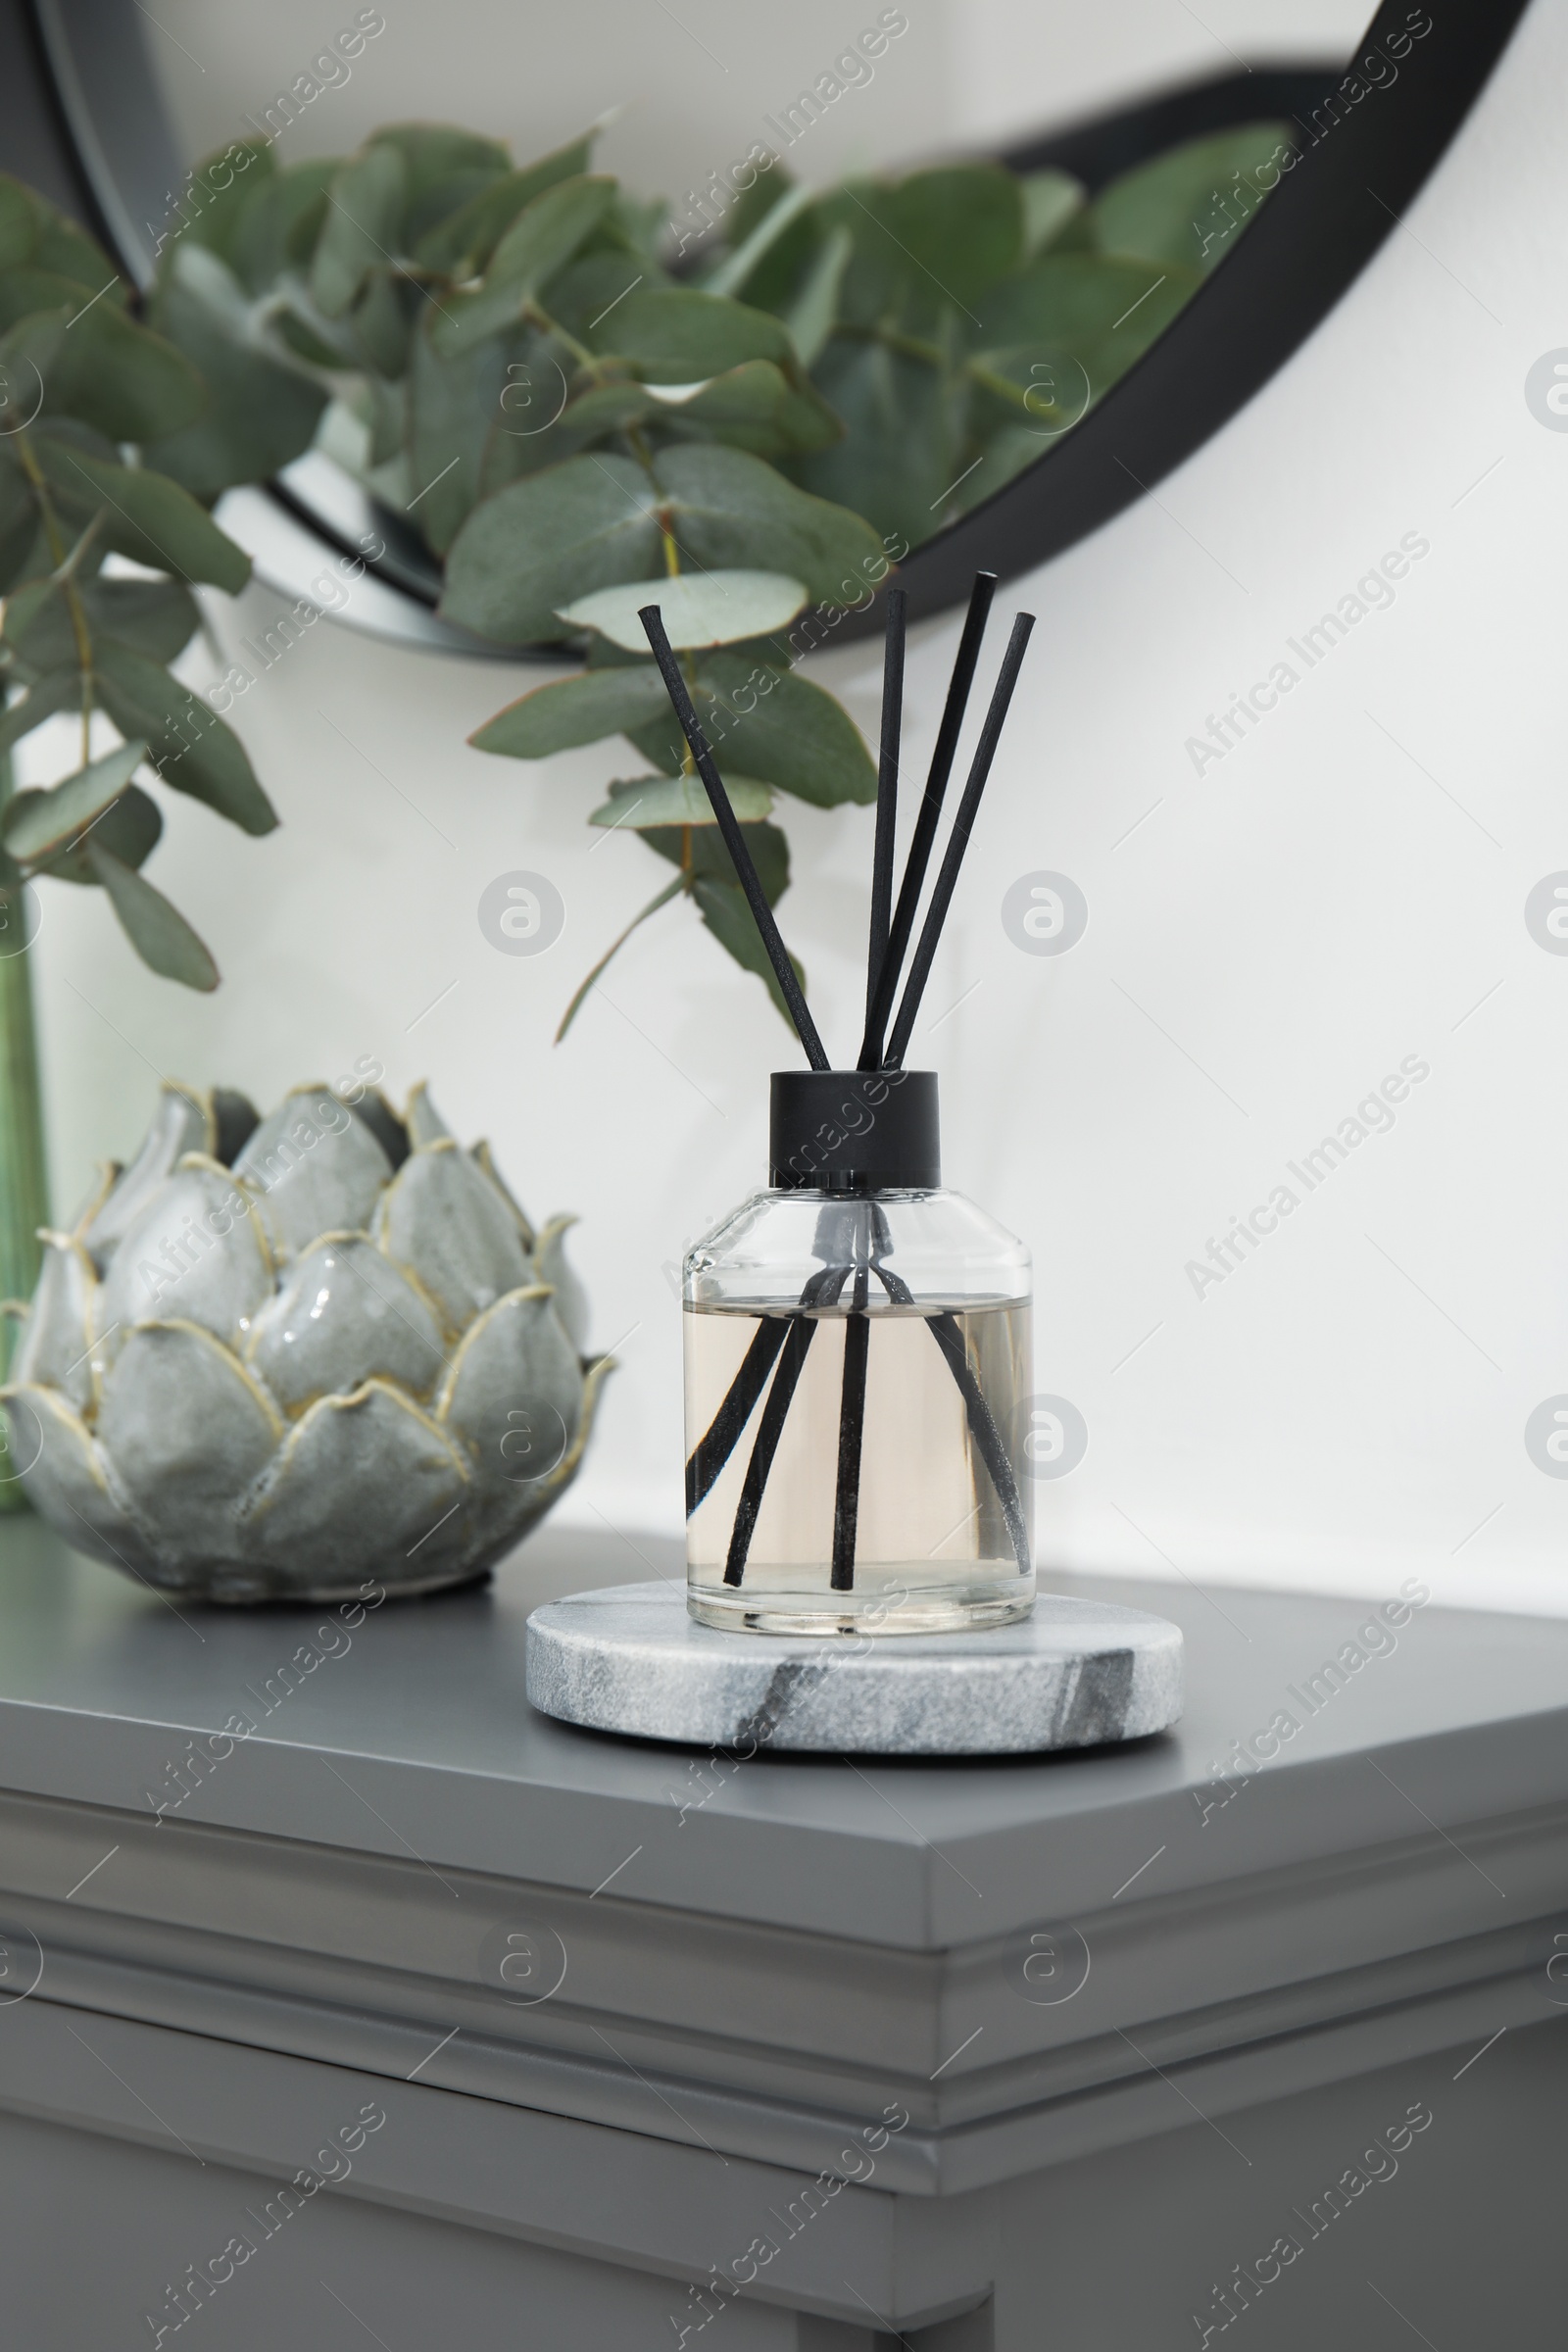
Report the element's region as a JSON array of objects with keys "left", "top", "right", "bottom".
[
  {"left": 533, "top": 1215, "right": 591, "bottom": 1353},
  {"left": 374, "top": 1141, "right": 530, "bottom": 1338},
  {"left": 471, "top": 1141, "right": 534, "bottom": 1250},
  {"left": 437, "top": 1285, "right": 583, "bottom": 1508},
  {"left": 234, "top": 1086, "right": 392, "bottom": 1260},
  {"left": 247, "top": 1235, "right": 448, "bottom": 1412},
  {"left": 240, "top": 1380, "right": 470, "bottom": 1592},
  {"left": 96, "top": 1323, "right": 282, "bottom": 1572},
  {"left": 9, "top": 1233, "right": 97, "bottom": 1414},
  {"left": 490, "top": 1349, "right": 613, "bottom": 1554},
  {"left": 82, "top": 1084, "right": 213, "bottom": 1271},
  {"left": 98, "top": 1157, "right": 272, "bottom": 1360},
  {"left": 4, "top": 1386, "right": 158, "bottom": 1577},
  {"left": 405, "top": 1081, "right": 453, "bottom": 1150},
  {"left": 69, "top": 1161, "right": 120, "bottom": 1240}
]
